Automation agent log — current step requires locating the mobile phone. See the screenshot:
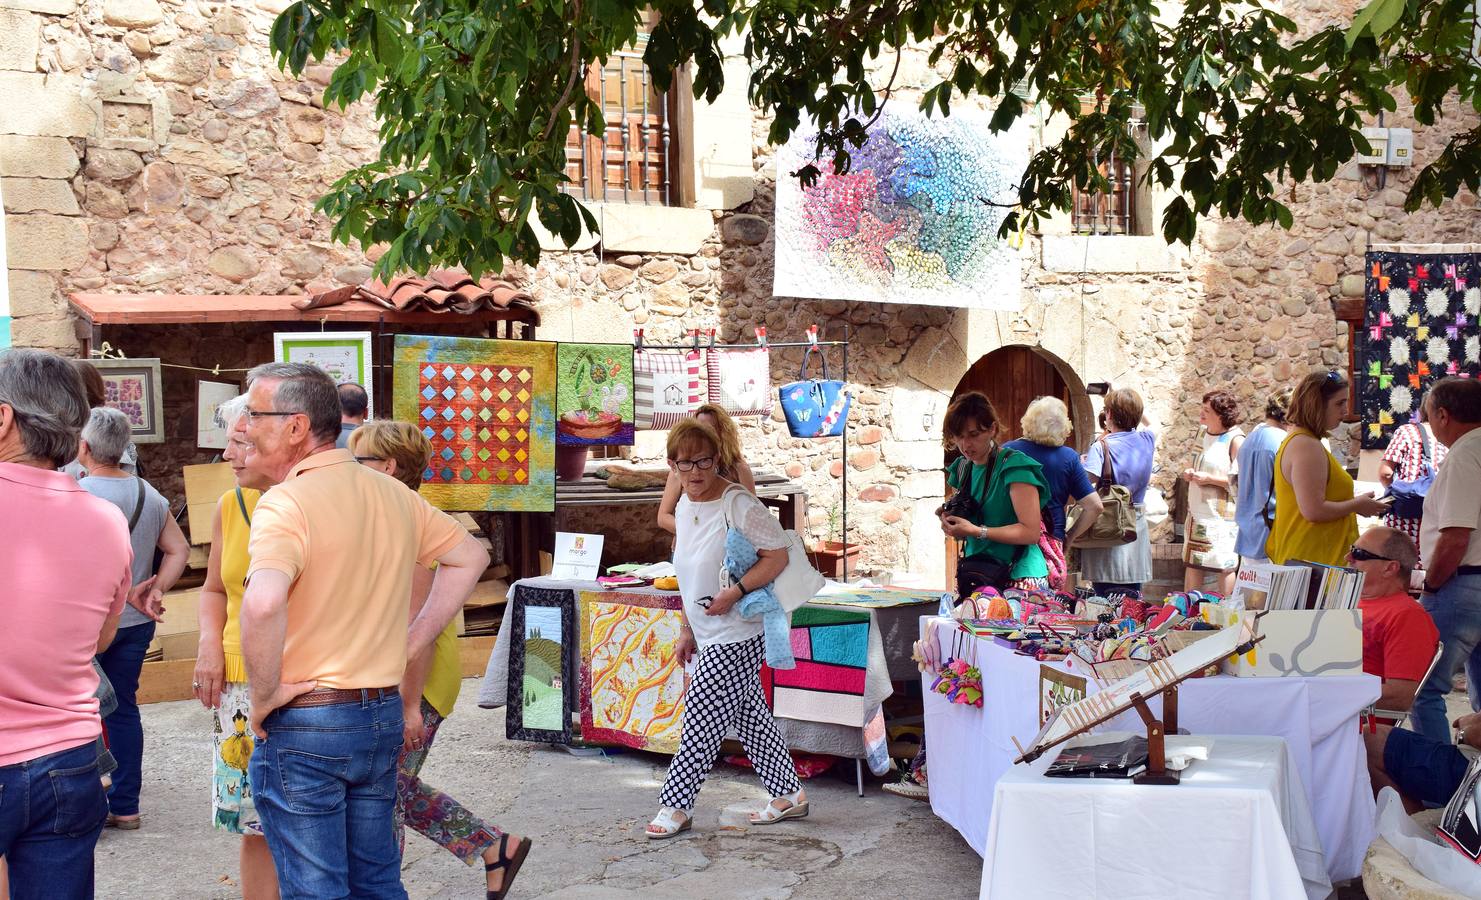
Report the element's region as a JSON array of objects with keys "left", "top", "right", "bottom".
[{"left": 1087, "top": 382, "right": 1111, "bottom": 396}]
